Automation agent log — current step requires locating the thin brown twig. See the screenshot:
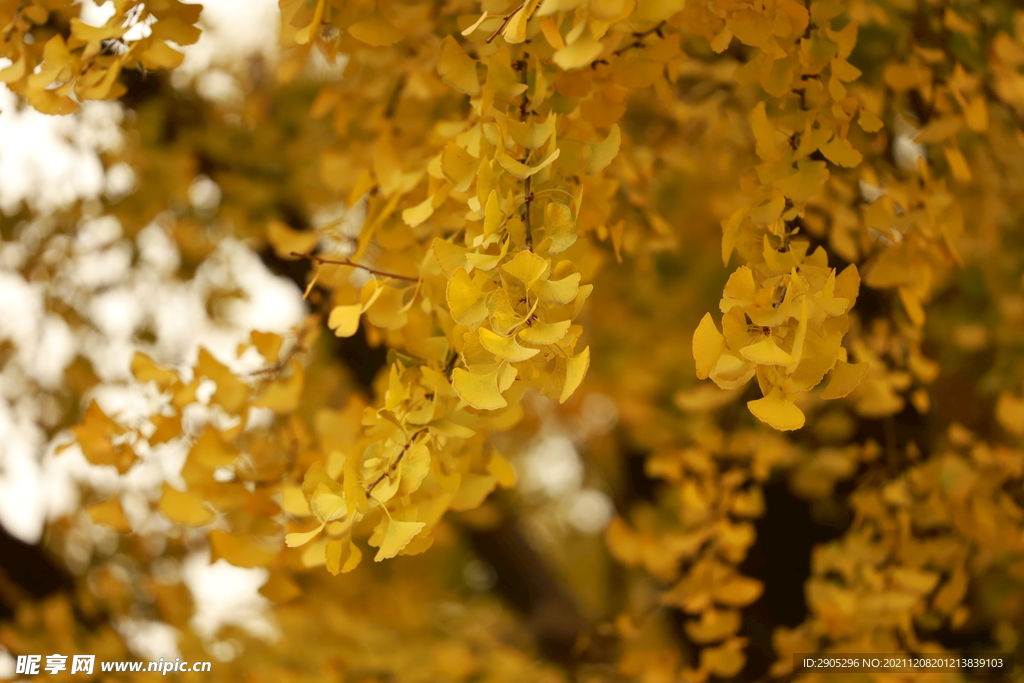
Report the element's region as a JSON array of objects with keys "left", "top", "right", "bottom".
[
  {"left": 290, "top": 252, "right": 418, "bottom": 281},
  {"left": 487, "top": 2, "right": 525, "bottom": 44},
  {"left": 610, "top": 20, "right": 666, "bottom": 57},
  {"left": 365, "top": 429, "right": 428, "bottom": 497}
]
